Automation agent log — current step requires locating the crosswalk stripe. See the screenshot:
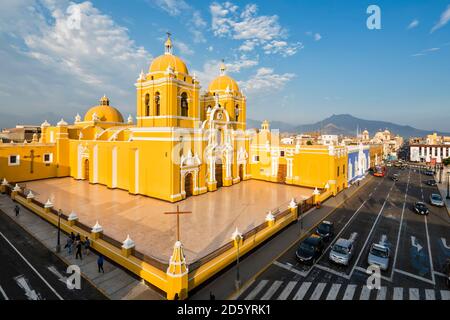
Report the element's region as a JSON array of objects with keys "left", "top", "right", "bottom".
[
  {"left": 292, "top": 282, "right": 312, "bottom": 300},
  {"left": 0, "top": 286, "right": 9, "bottom": 300},
  {"left": 441, "top": 290, "right": 450, "bottom": 300},
  {"left": 343, "top": 284, "right": 356, "bottom": 300},
  {"left": 393, "top": 287, "right": 403, "bottom": 300},
  {"left": 309, "top": 283, "right": 327, "bottom": 300},
  {"left": 409, "top": 288, "right": 419, "bottom": 300},
  {"left": 425, "top": 289, "right": 435, "bottom": 300},
  {"left": 277, "top": 281, "right": 297, "bottom": 300},
  {"left": 359, "top": 286, "right": 371, "bottom": 300},
  {"left": 244, "top": 280, "right": 268, "bottom": 300},
  {"left": 376, "top": 286, "right": 387, "bottom": 300},
  {"left": 260, "top": 281, "right": 283, "bottom": 300},
  {"left": 326, "top": 284, "right": 341, "bottom": 300}
]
